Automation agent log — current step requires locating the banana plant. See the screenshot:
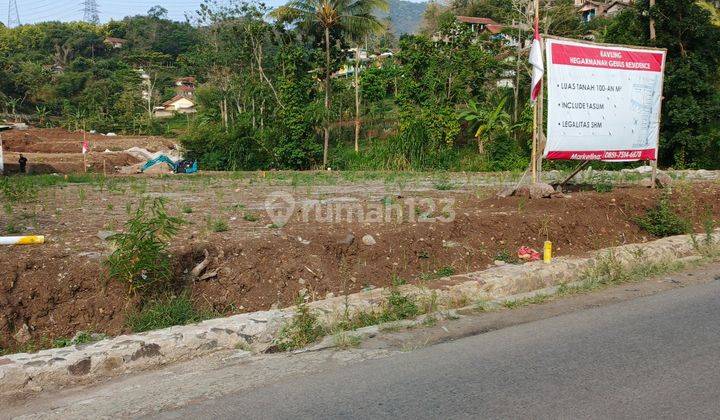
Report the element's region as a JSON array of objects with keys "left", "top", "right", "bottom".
[
  {"left": 35, "top": 105, "right": 50, "bottom": 127},
  {"left": 458, "top": 95, "right": 510, "bottom": 155}
]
